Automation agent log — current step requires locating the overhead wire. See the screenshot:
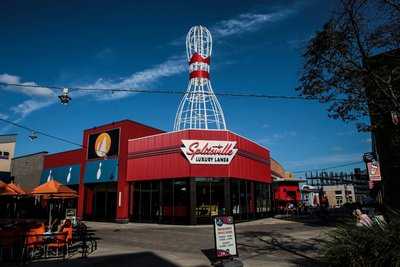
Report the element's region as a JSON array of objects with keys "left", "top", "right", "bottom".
[
  {"left": 0, "top": 116, "right": 366, "bottom": 174},
  {"left": 0, "top": 82, "right": 368, "bottom": 173},
  {"left": 291, "top": 161, "right": 365, "bottom": 174},
  {"left": 0, "top": 82, "right": 326, "bottom": 101}
]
